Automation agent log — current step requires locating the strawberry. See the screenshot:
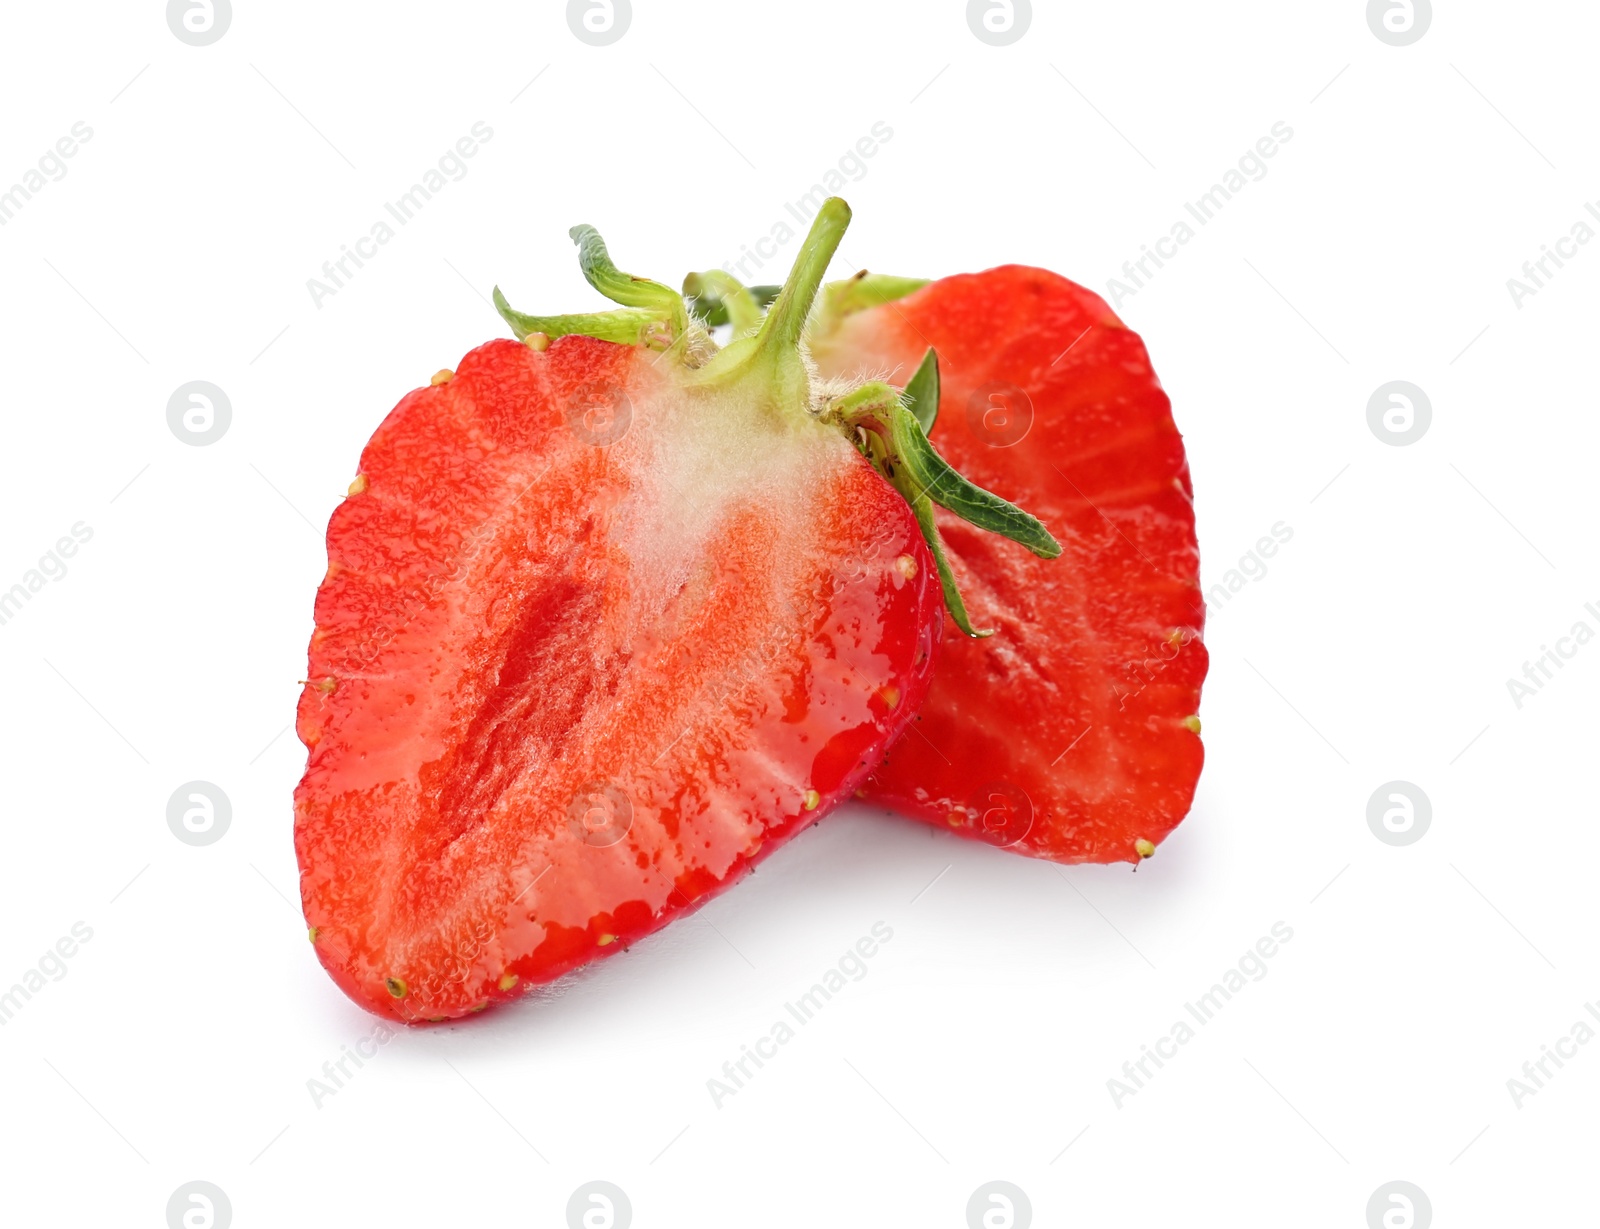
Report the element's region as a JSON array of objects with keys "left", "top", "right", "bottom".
[
  {"left": 805, "top": 265, "right": 1207, "bottom": 864},
  {"left": 294, "top": 202, "right": 1056, "bottom": 1021}
]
